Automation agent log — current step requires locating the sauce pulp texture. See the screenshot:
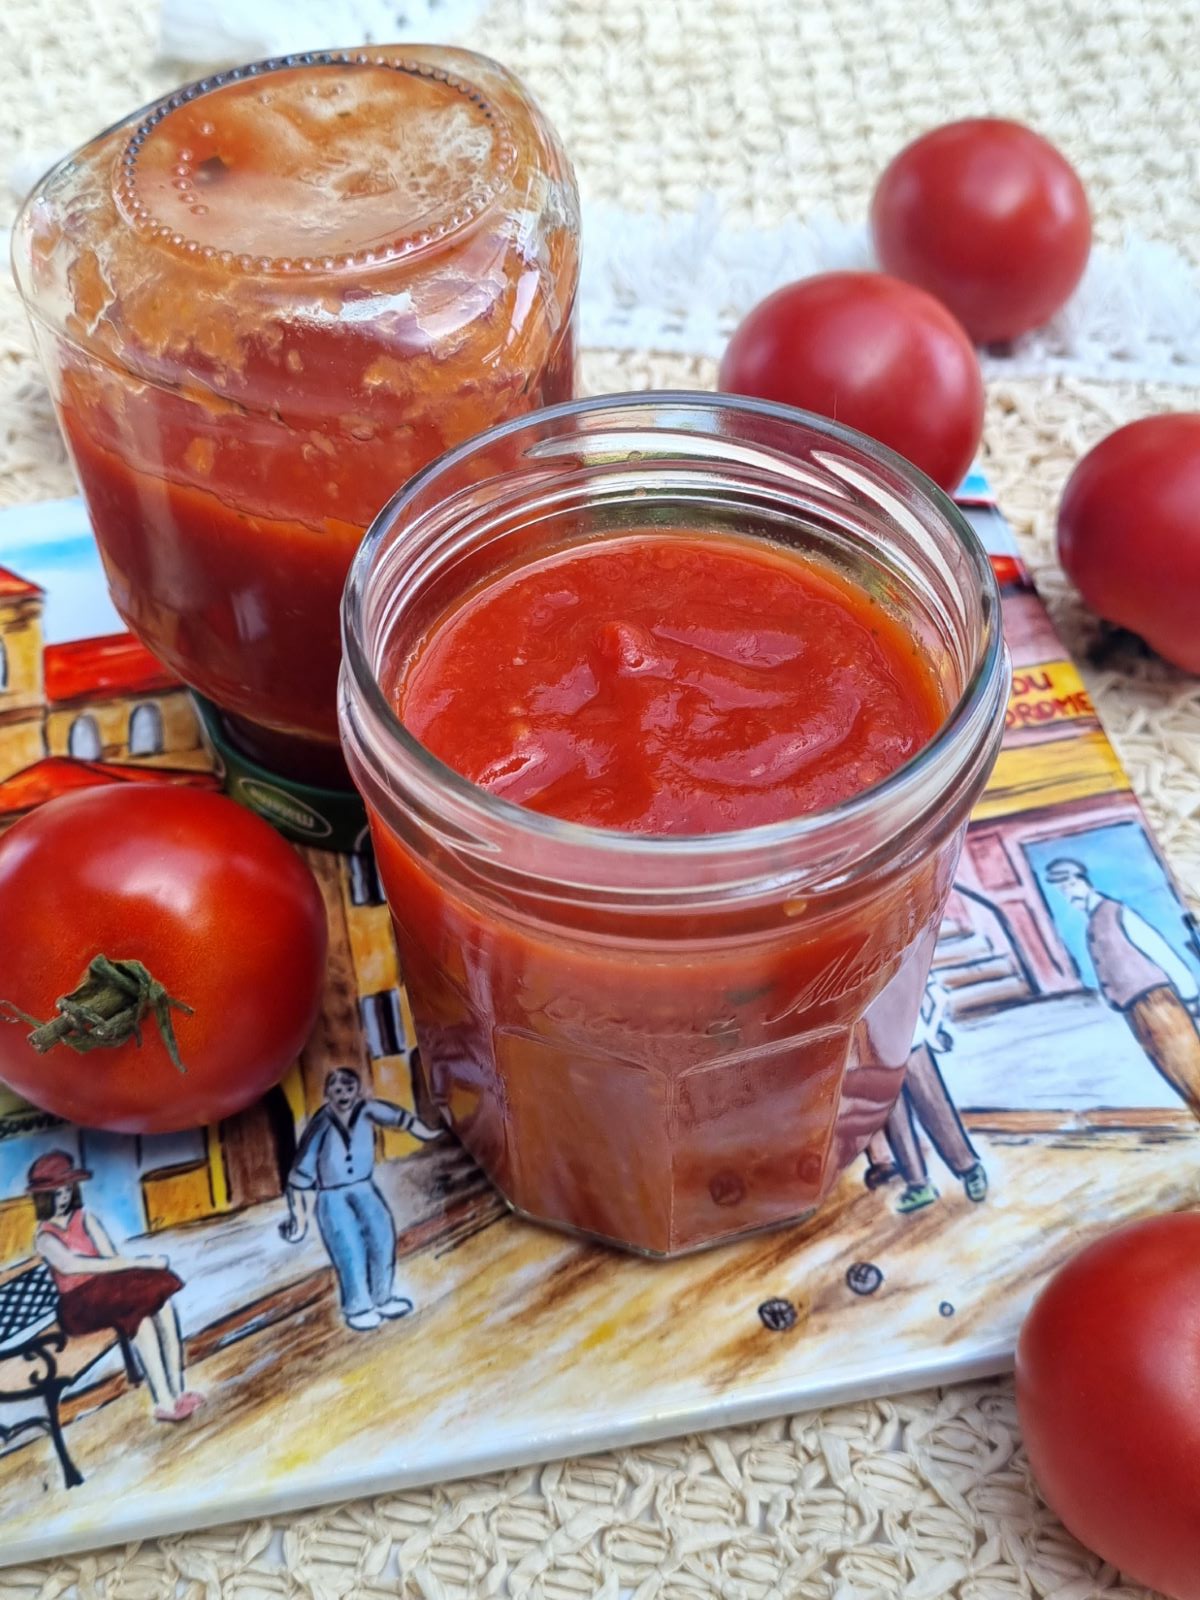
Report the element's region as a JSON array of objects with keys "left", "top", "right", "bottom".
[{"left": 398, "top": 532, "right": 944, "bottom": 833}]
